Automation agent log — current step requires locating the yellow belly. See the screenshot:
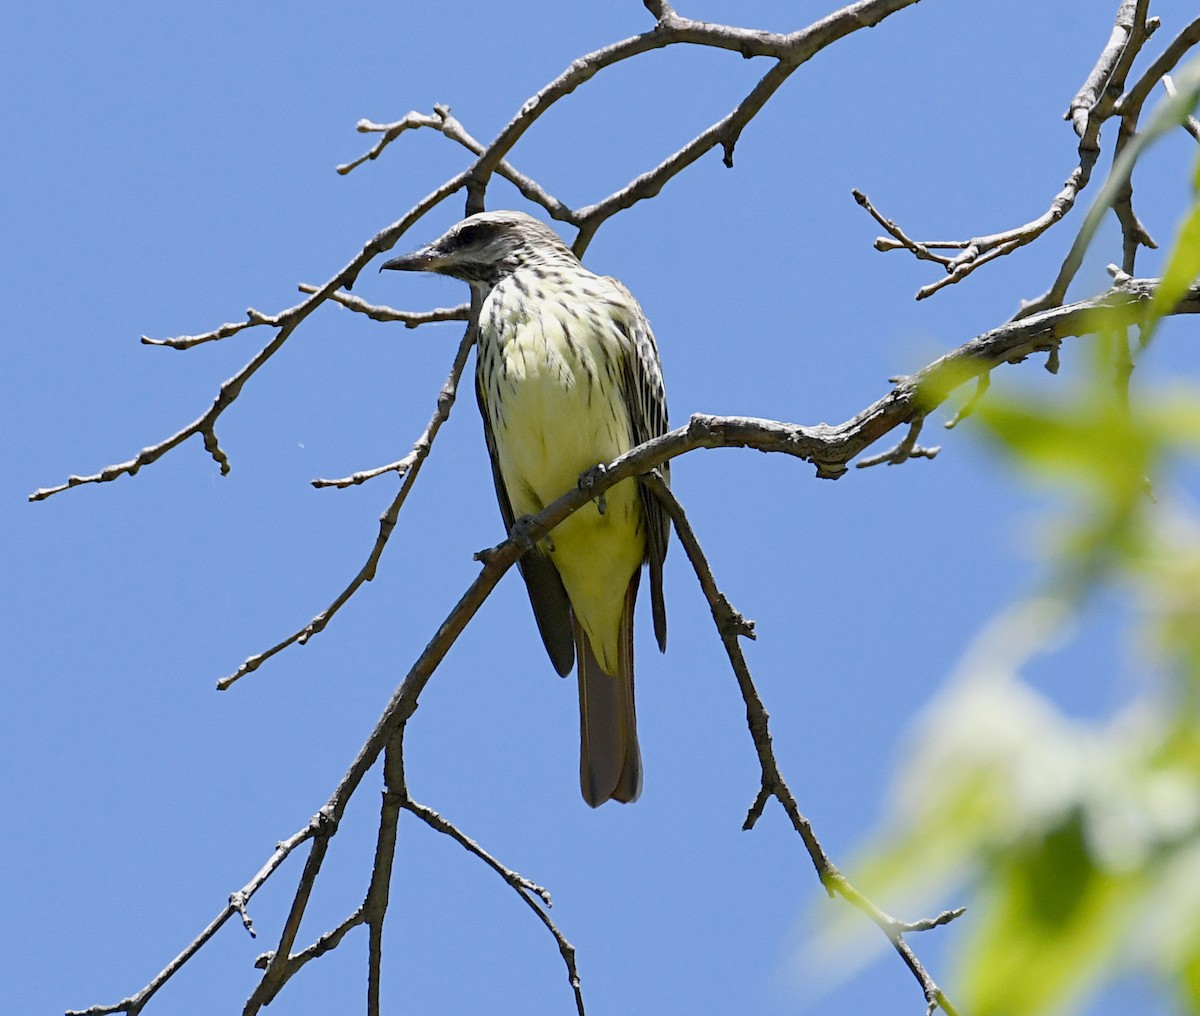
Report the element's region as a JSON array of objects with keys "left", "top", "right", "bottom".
[{"left": 482, "top": 283, "right": 644, "bottom": 672}]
